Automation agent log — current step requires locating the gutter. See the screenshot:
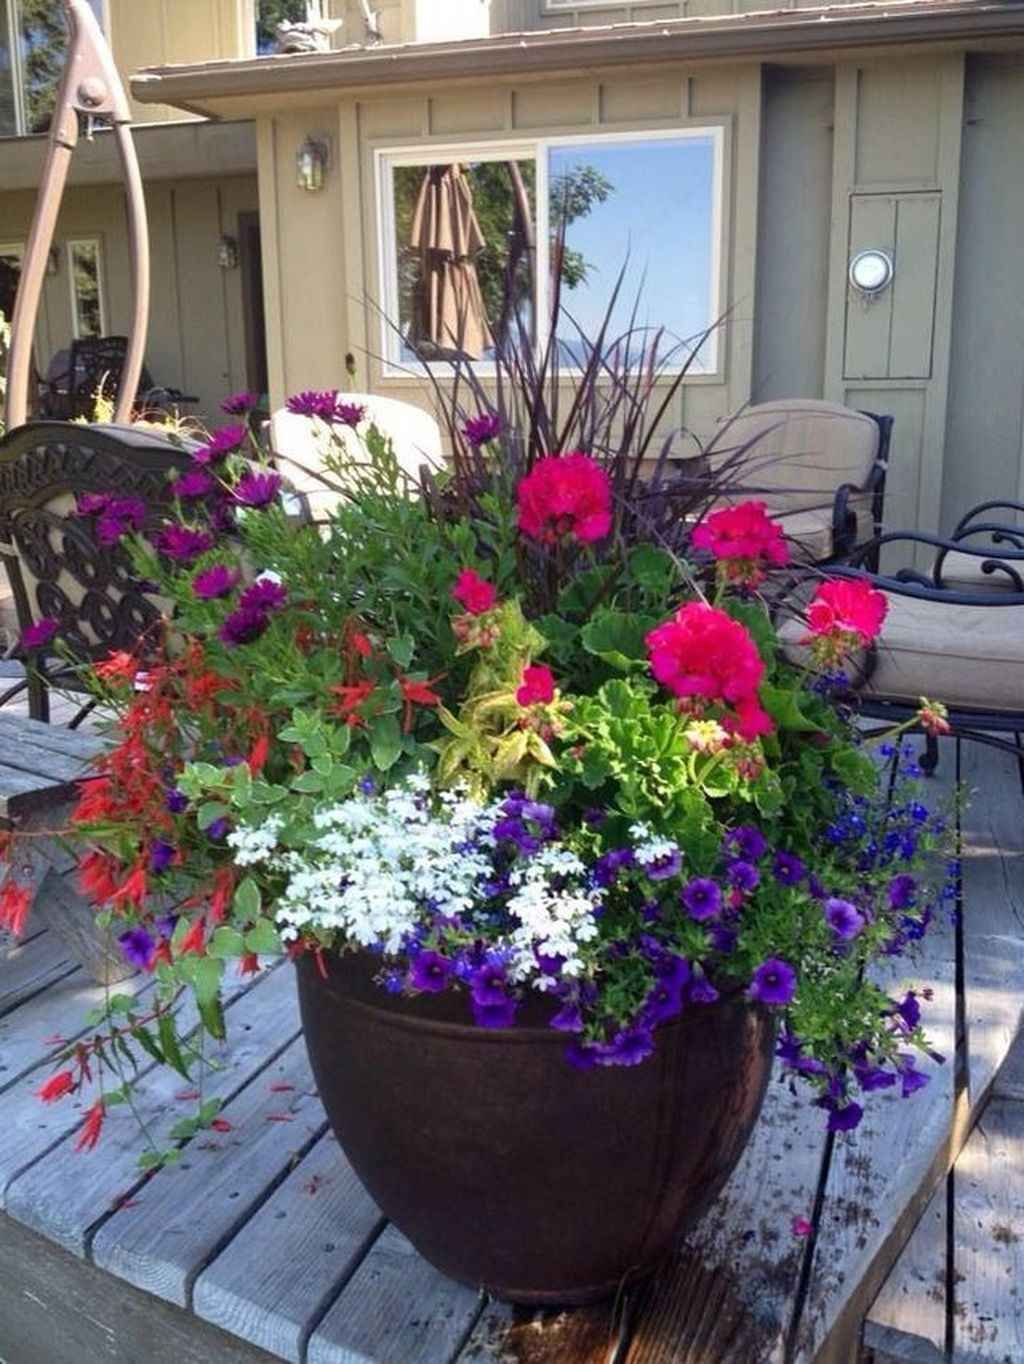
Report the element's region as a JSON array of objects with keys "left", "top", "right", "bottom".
[{"left": 131, "top": 0, "right": 1024, "bottom": 110}]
